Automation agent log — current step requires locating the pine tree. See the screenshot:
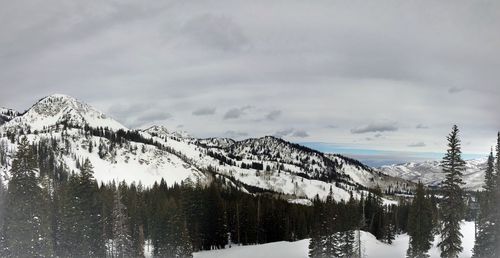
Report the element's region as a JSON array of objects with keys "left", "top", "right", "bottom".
[
  {"left": 407, "top": 182, "right": 434, "bottom": 258},
  {"left": 472, "top": 150, "right": 496, "bottom": 258},
  {"left": 88, "top": 139, "right": 93, "bottom": 153},
  {"left": 383, "top": 206, "right": 396, "bottom": 244},
  {"left": 340, "top": 230, "right": 356, "bottom": 257},
  {"left": 495, "top": 132, "right": 500, "bottom": 255},
  {"left": 322, "top": 192, "right": 341, "bottom": 257},
  {"left": 2, "top": 137, "right": 53, "bottom": 257},
  {"left": 308, "top": 228, "right": 322, "bottom": 258},
  {"left": 0, "top": 171, "right": 5, "bottom": 219},
  {"left": 308, "top": 196, "right": 326, "bottom": 258},
  {"left": 112, "top": 188, "right": 133, "bottom": 258},
  {"left": 59, "top": 158, "right": 105, "bottom": 257},
  {"left": 203, "top": 183, "right": 226, "bottom": 249},
  {"left": 153, "top": 198, "right": 193, "bottom": 258},
  {"left": 308, "top": 191, "right": 347, "bottom": 258},
  {"left": 122, "top": 182, "right": 146, "bottom": 257},
  {"left": 341, "top": 194, "right": 359, "bottom": 257},
  {"left": 175, "top": 218, "right": 193, "bottom": 258},
  {"left": 0, "top": 173, "right": 5, "bottom": 254},
  {"left": 438, "top": 125, "right": 466, "bottom": 258}
]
